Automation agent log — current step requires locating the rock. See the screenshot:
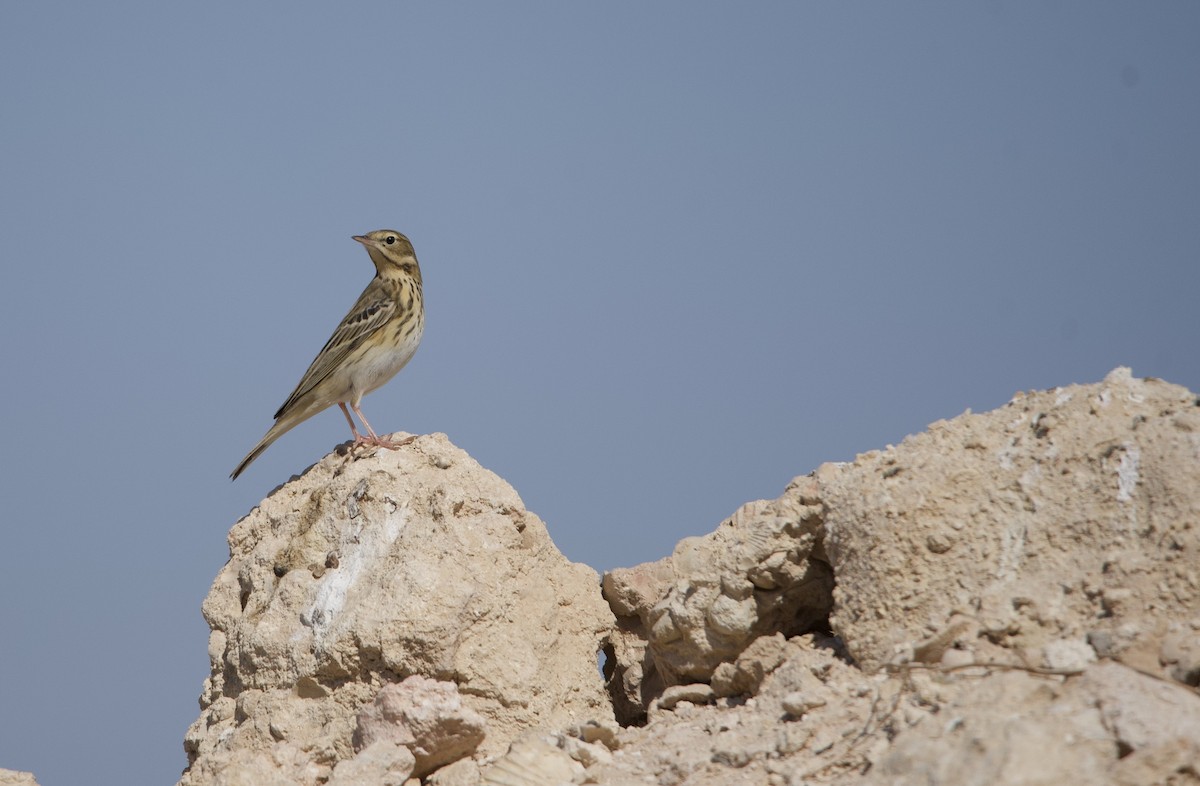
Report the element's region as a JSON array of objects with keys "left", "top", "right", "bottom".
[
  {"left": 0, "top": 770, "right": 40, "bottom": 786},
  {"left": 1111, "top": 737, "right": 1200, "bottom": 786},
  {"left": 601, "top": 558, "right": 673, "bottom": 618},
  {"left": 863, "top": 669, "right": 1113, "bottom": 786},
  {"left": 353, "top": 676, "right": 486, "bottom": 776},
  {"left": 177, "top": 370, "right": 1200, "bottom": 786},
  {"left": 479, "top": 734, "right": 584, "bottom": 786},
  {"left": 823, "top": 369, "right": 1200, "bottom": 673},
  {"left": 590, "top": 370, "right": 1200, "bottom": 786},
  {"left": 600, "top": 615, "right": 662, "bottom": 725},
  {"left": 654, "top": 684, "right": 715, "bottom": 712},
  {"left": 426, "top": 757, "right": 482, "bottom": 786},
  {"left": 567, "top": 719, "right": 621, "bottom": 750},
  {"left": 557, "top": 734, "right": 613, "bottom": 768},
  {"left": 185, "top": 743, "right": 329, "bottom": 786},
  {"left": 1081, "top": 660, "right": 1200, "bottom": 754},
  {"left": 327, "top": 742, "right": 415, "bottom": 786},
  {"left": 780, "top": 690, "right": 826, "bottom": 718},
  {"left": 710, "top": 632, "right": 790, "bottom": 697},
  {"left": 865, "top": 661, "right": 1200, "bottom": 786},
  {"left": 1160, "top": 624, "right": 1200, "bottom": 687},
  {"left": 602, "top": 476, "right": 834, "bottom": 693},
  {"left": 180, "top": 434, "right": 614, "bottom": 785},
  {"left": 1041, "top": 637, "right": 1097, "bottom": 672},
  {"left": 584, "top": 633, "right": 865, "bottom": 786}
]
